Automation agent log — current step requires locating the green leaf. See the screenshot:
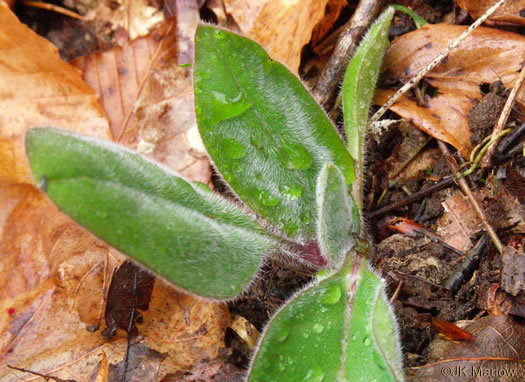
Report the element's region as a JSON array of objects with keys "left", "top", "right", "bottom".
[
  {"left": 392, "top": 5, "right": 428, "bottom": 29},
  {"left": 194, "top": 25, "right": 354, "bottom": 238},
  {"left": 248, "top": 257, "right": 404, "bottom": 382},
  {"left": 343, "top": 6, "right": 394, "bottom": 209},
  {"left": 316, "top": 163, "right": 359, "bottom": 268},
  {"left": 26, "top": 127, "right": 276, "bottom": 300}
]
